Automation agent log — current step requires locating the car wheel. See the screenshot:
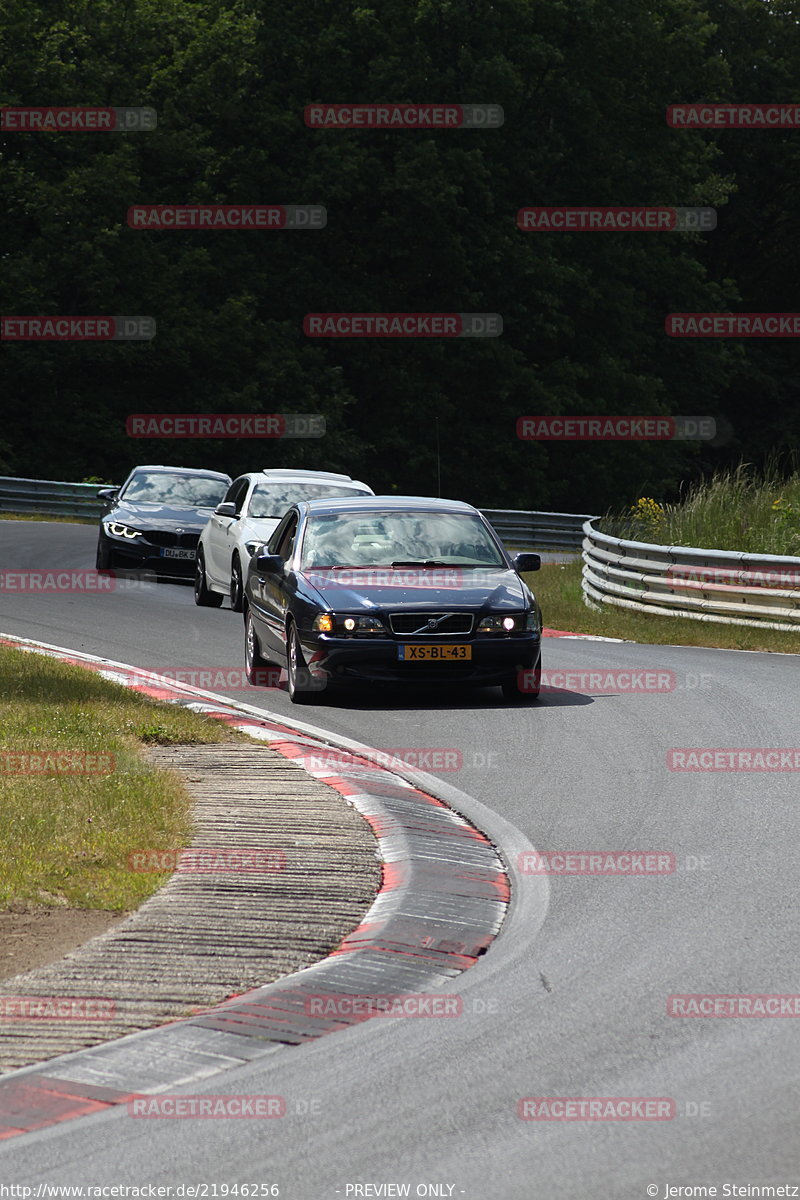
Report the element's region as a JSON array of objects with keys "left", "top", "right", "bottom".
[
  {"left": 230, "top": 556, "right": 244, "bottom": 613},
  {"left": 96, "top": 540, "right": 113, "bottom": 572},
  {"left": 286, "top": 622, "right": 319, "bottom": 705},
  {"left": 501, "top": 655, "right": 541, "bottom": 702},
  {"left": 194, "top": 549, "right": 223, "bottom": 608},
  {"left": 245, "top": 607, "right": 273, "bottom": 685}
]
